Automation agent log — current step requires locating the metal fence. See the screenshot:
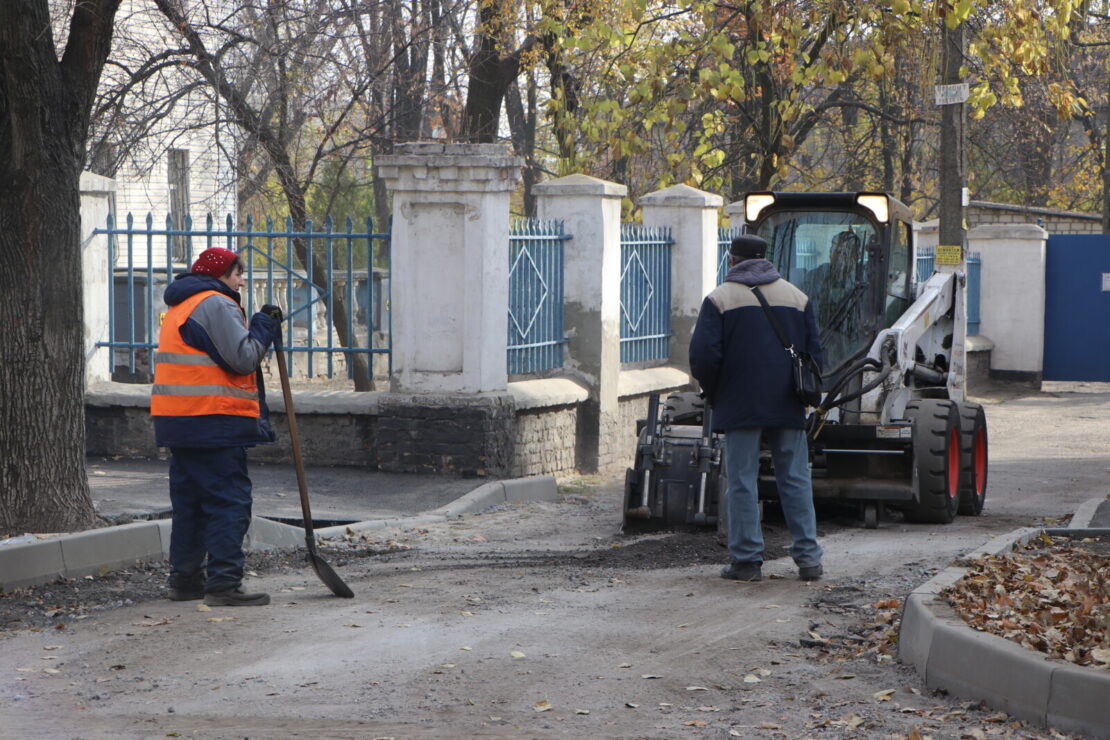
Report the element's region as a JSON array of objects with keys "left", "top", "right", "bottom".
[
  {"left": 967, "top": 251, "right": 982, "bottom": 336},
  {"left": 914, "top": 247, "right": 981, "bottom": 336},
  {"left": 717, "top": 226, "right": 744, "bottom": 284},
  {"left": 96, "top": 213, "right": 391, "bottom": 380},
  {"left": 915, "top": 246, "right": 936, "bottom": 292},
  {"left": 507, "top": 219, "right": 568, "bottom": 374},
  {"left": 620, "top": 224, "right": 673, "bottom": 363}
]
